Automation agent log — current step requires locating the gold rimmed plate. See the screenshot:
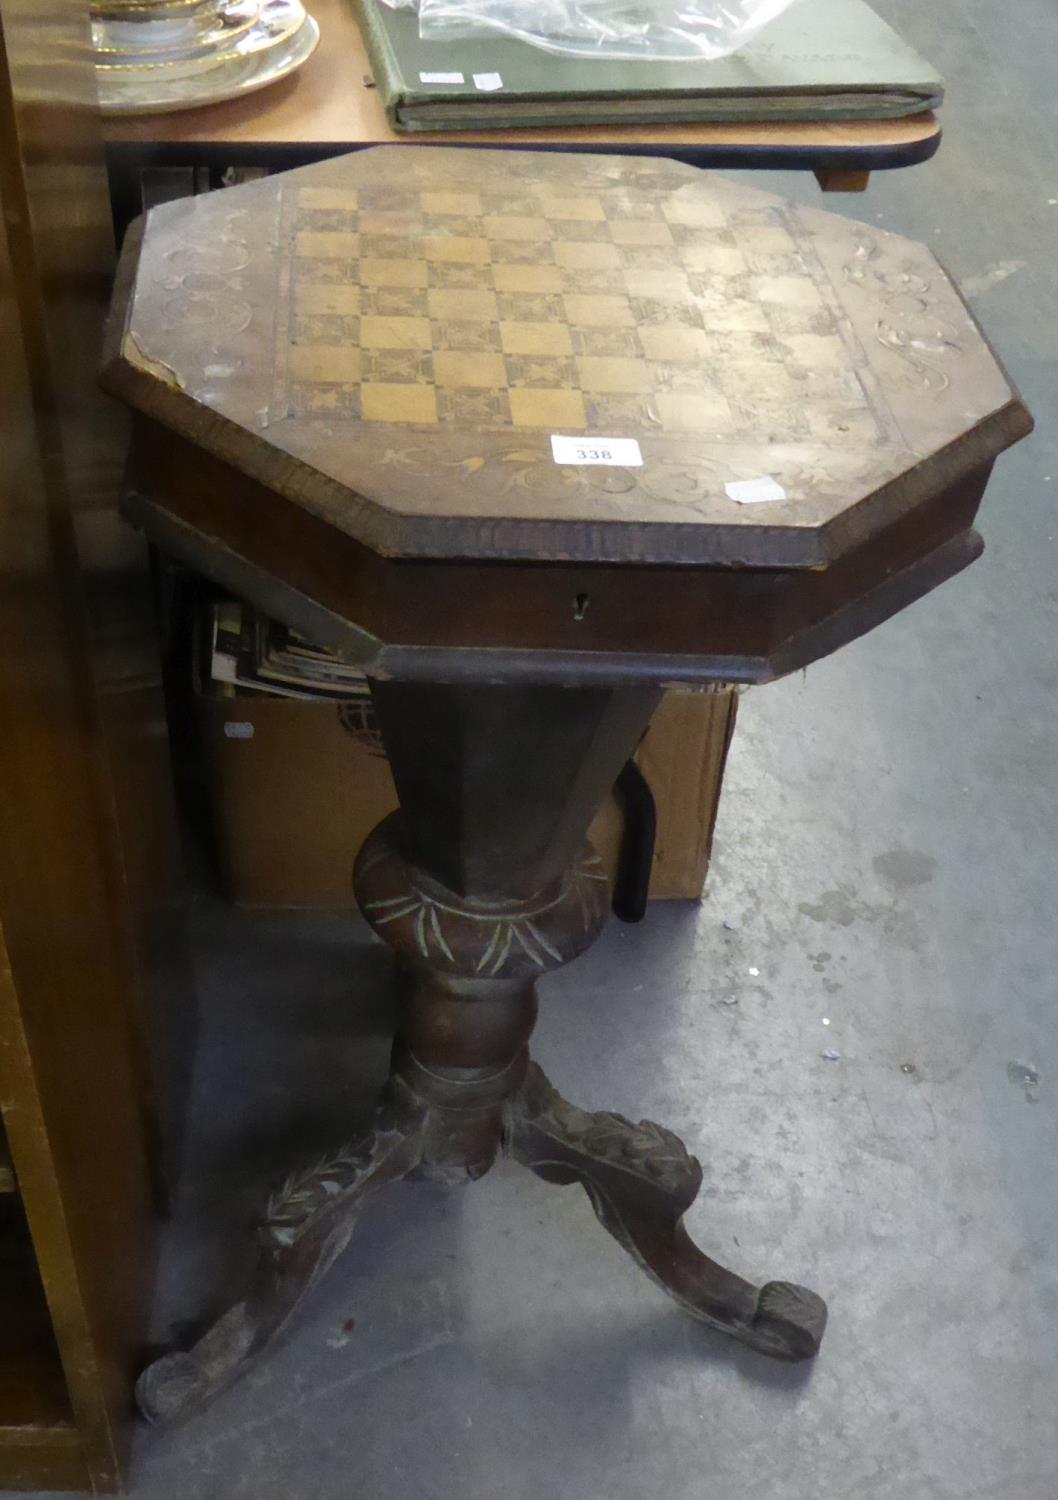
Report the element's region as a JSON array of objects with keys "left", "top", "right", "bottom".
[{"left": 96, "top": 0, "right": 319, "bottom": 115}]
